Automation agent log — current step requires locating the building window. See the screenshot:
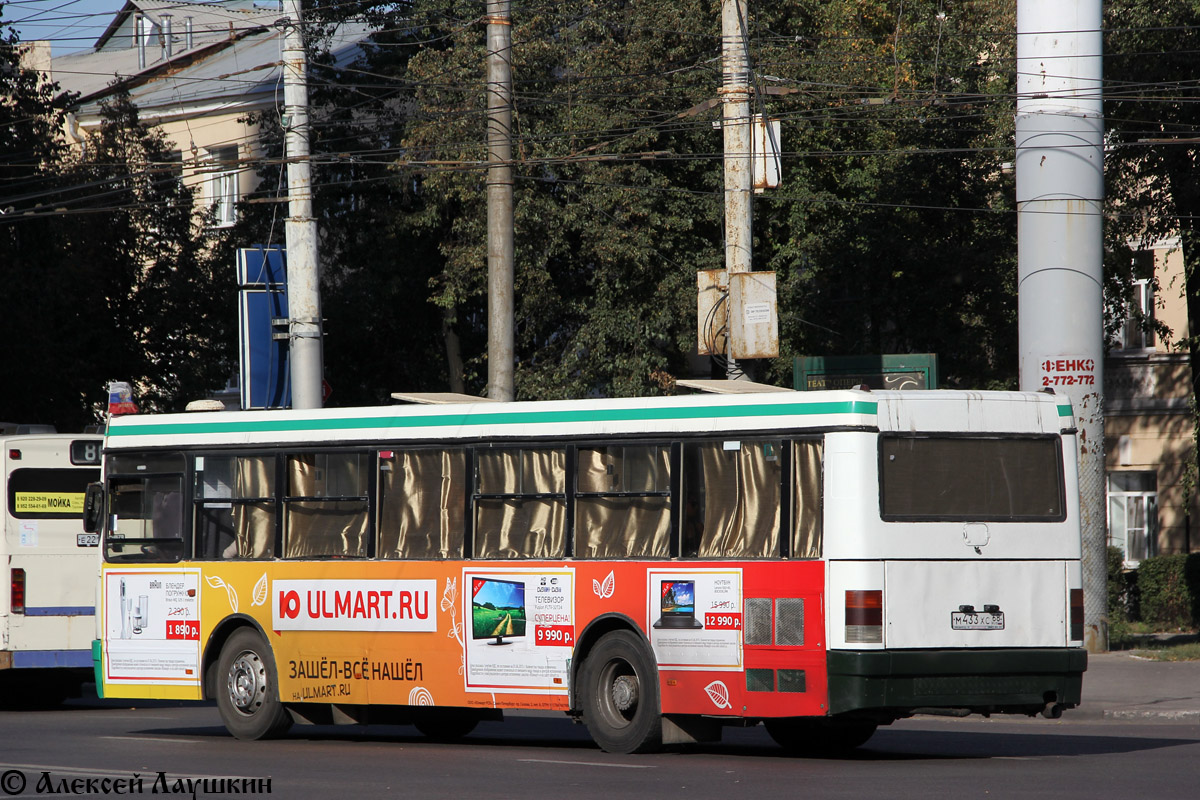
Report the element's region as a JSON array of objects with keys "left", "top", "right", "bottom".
[
  {"left": 1108, "top": 471, "right": 1157, "bottom": 566},
  {"left": 1117, "top": 252, "right": 1155, "bottom": 351},
  {"left": 207, "top": 146, "right": 239, "bottom": 227}
]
